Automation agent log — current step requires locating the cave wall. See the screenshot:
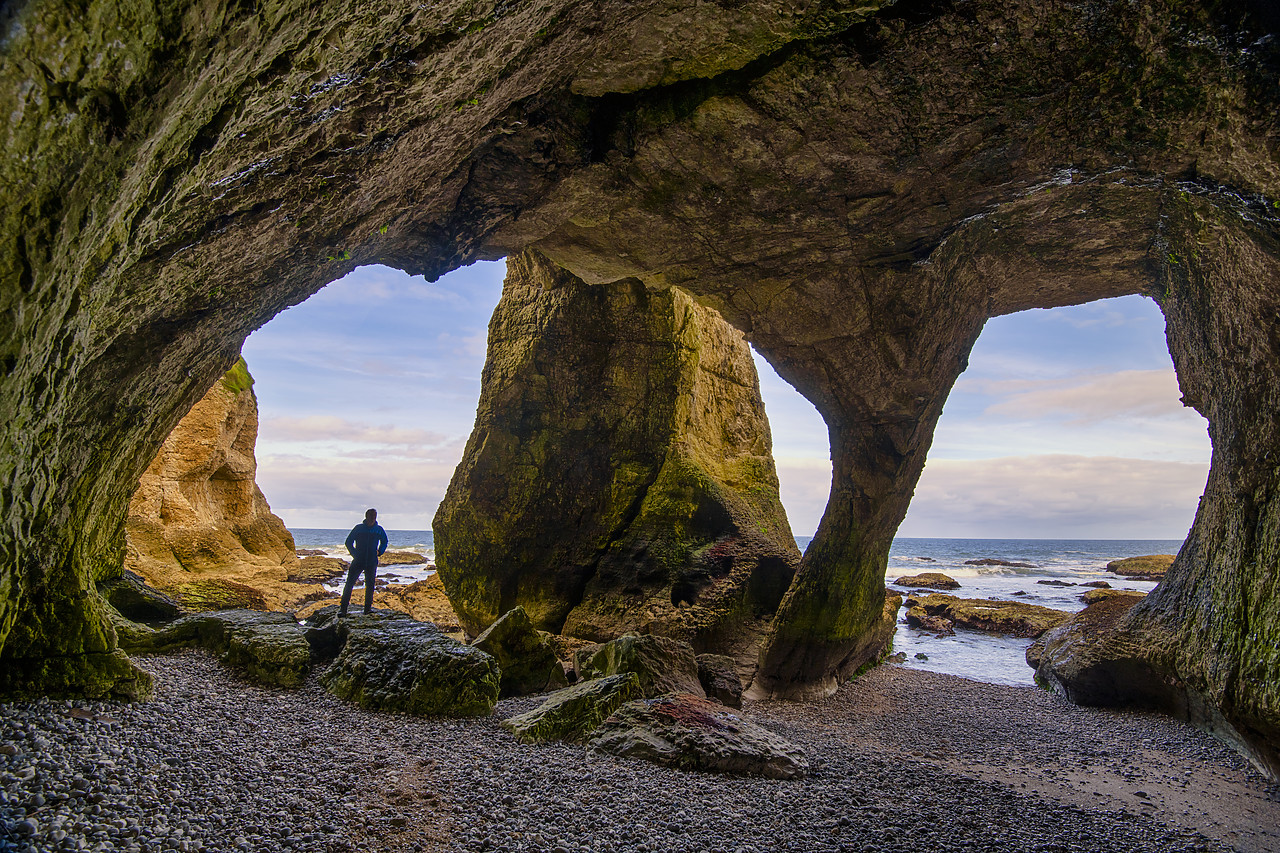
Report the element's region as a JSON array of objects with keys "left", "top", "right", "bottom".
[
  {"left": 1, "top": 0, "right": 1278, "bottom": 774},
  {"left": 434, "top": 250, "right": 799, "bottom": 672}
]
